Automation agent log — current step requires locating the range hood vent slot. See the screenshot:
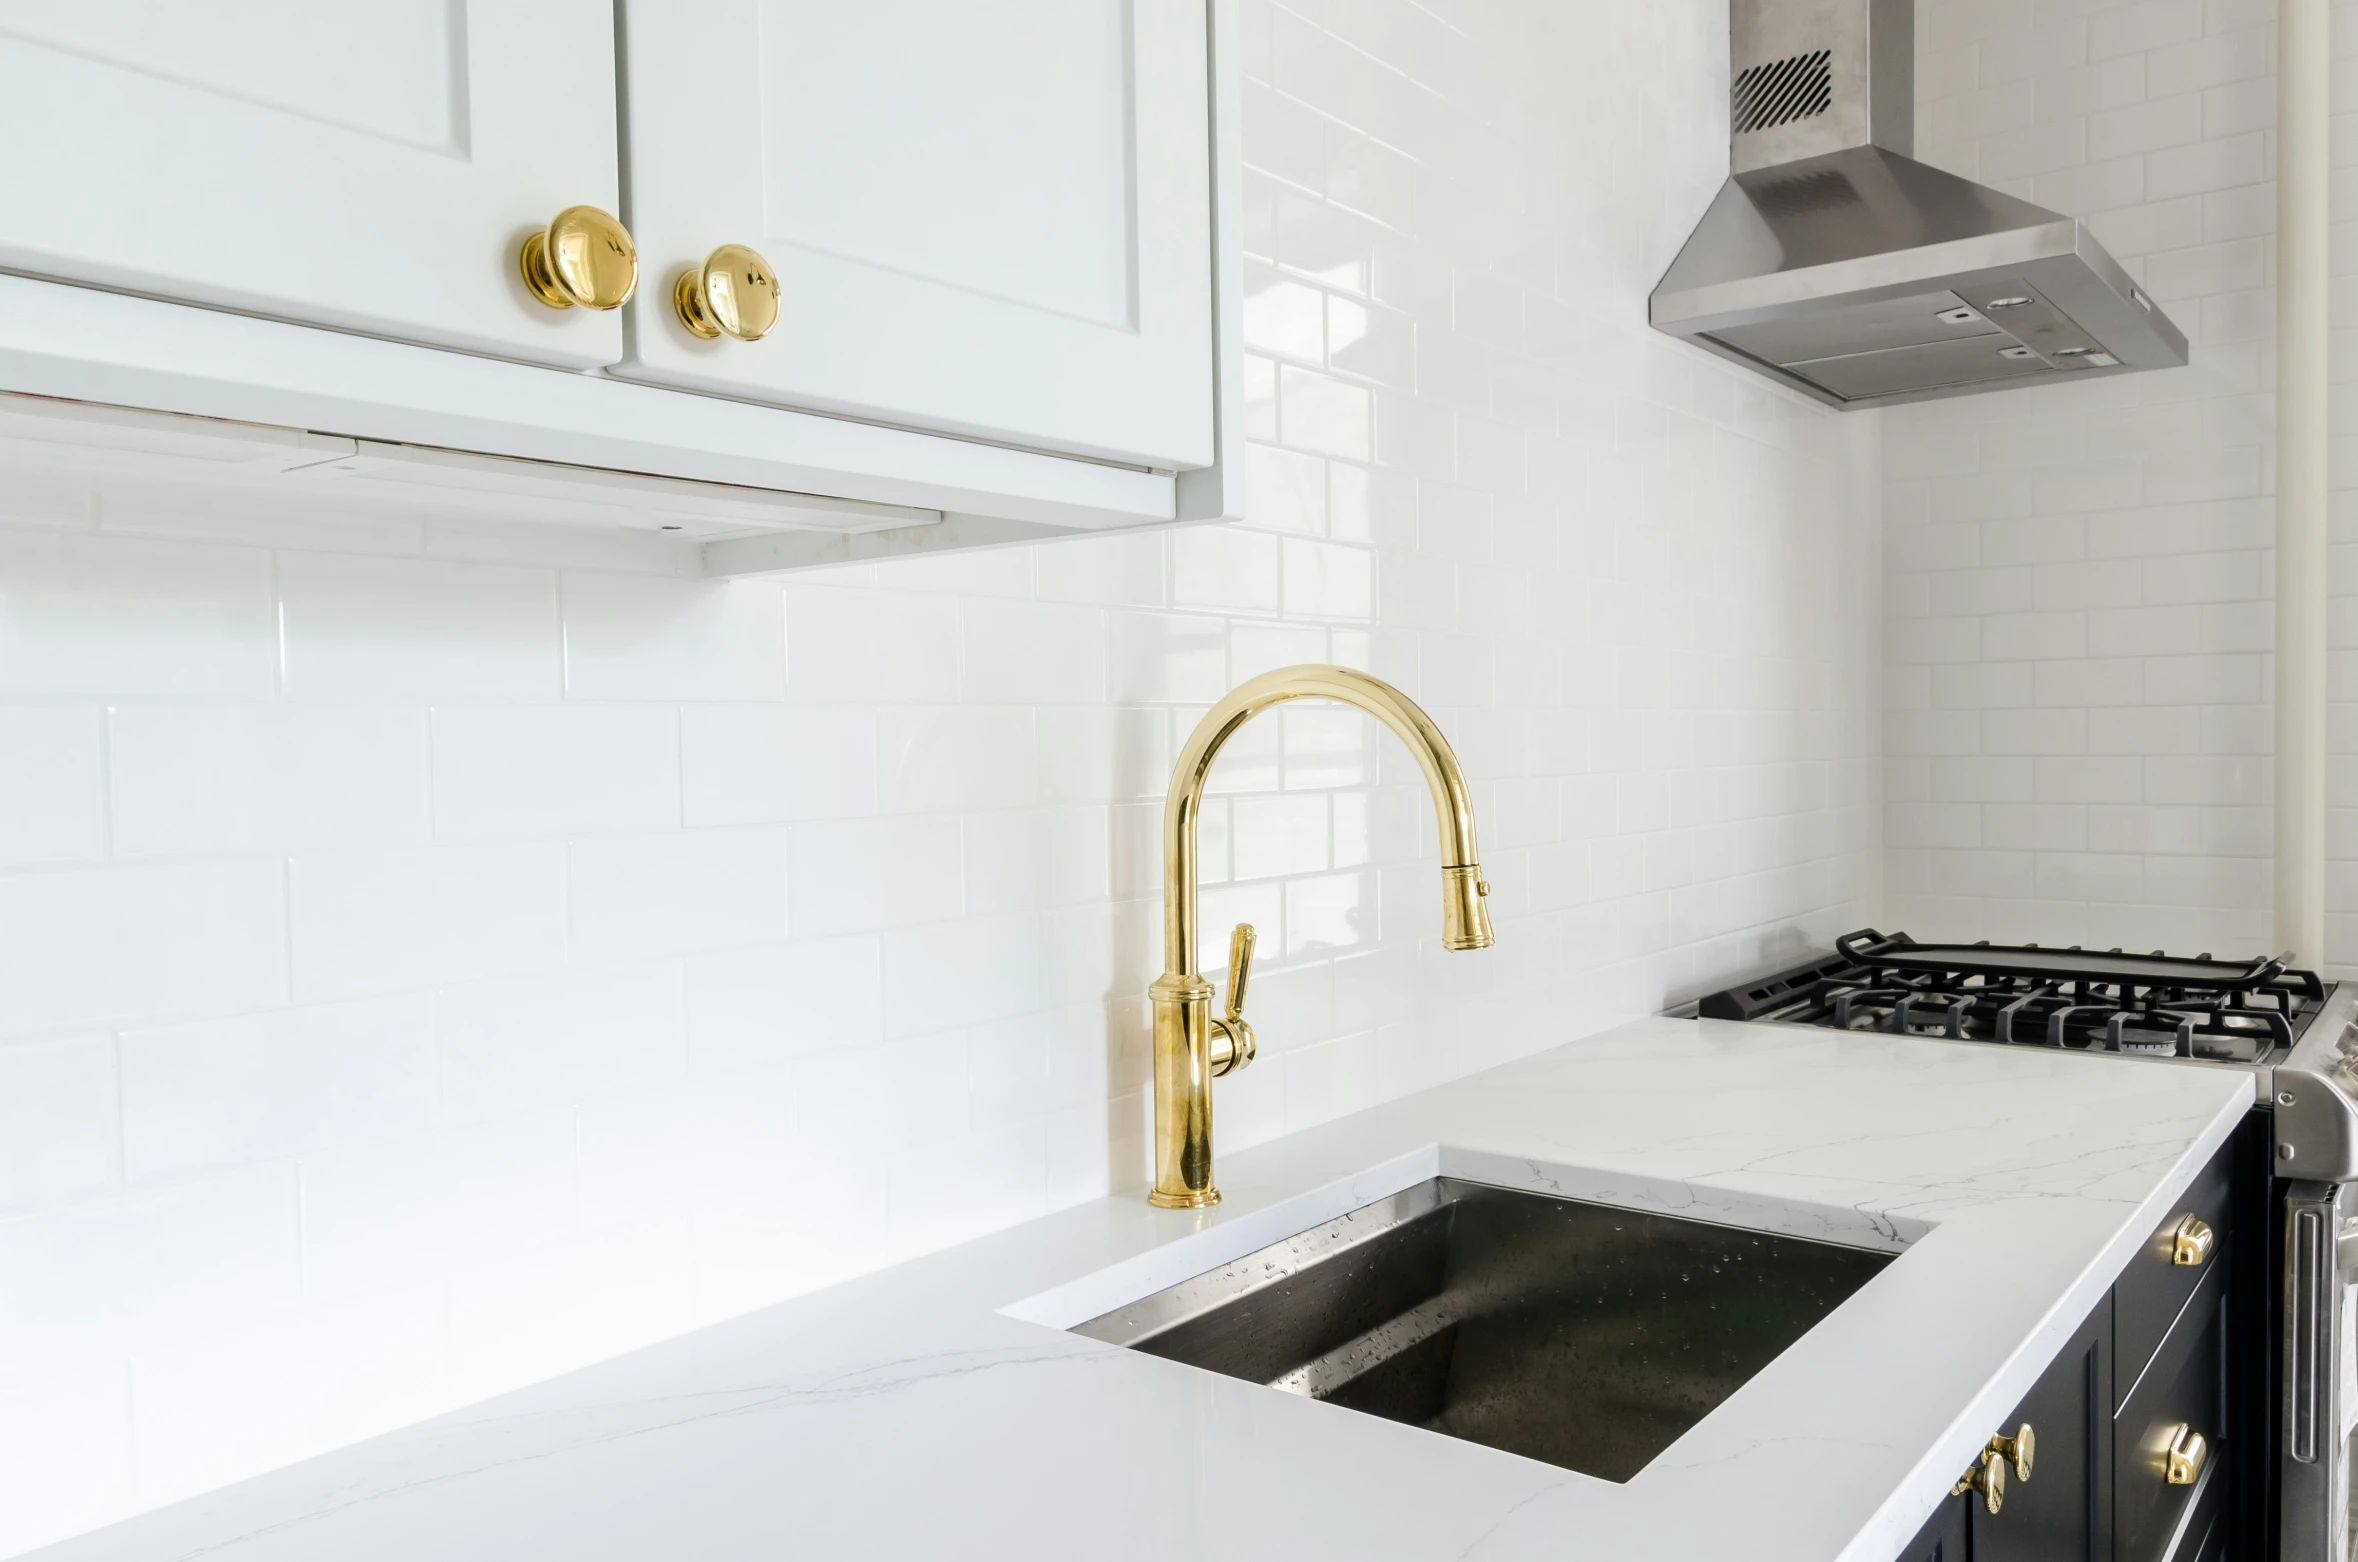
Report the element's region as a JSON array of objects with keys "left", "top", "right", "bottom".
[
  {"left": 1651, "top": 0, "right": 2186, "bottom": 409},
  {"left": 1731, "top": 49, "right": 1832, "bottom": 135}
]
